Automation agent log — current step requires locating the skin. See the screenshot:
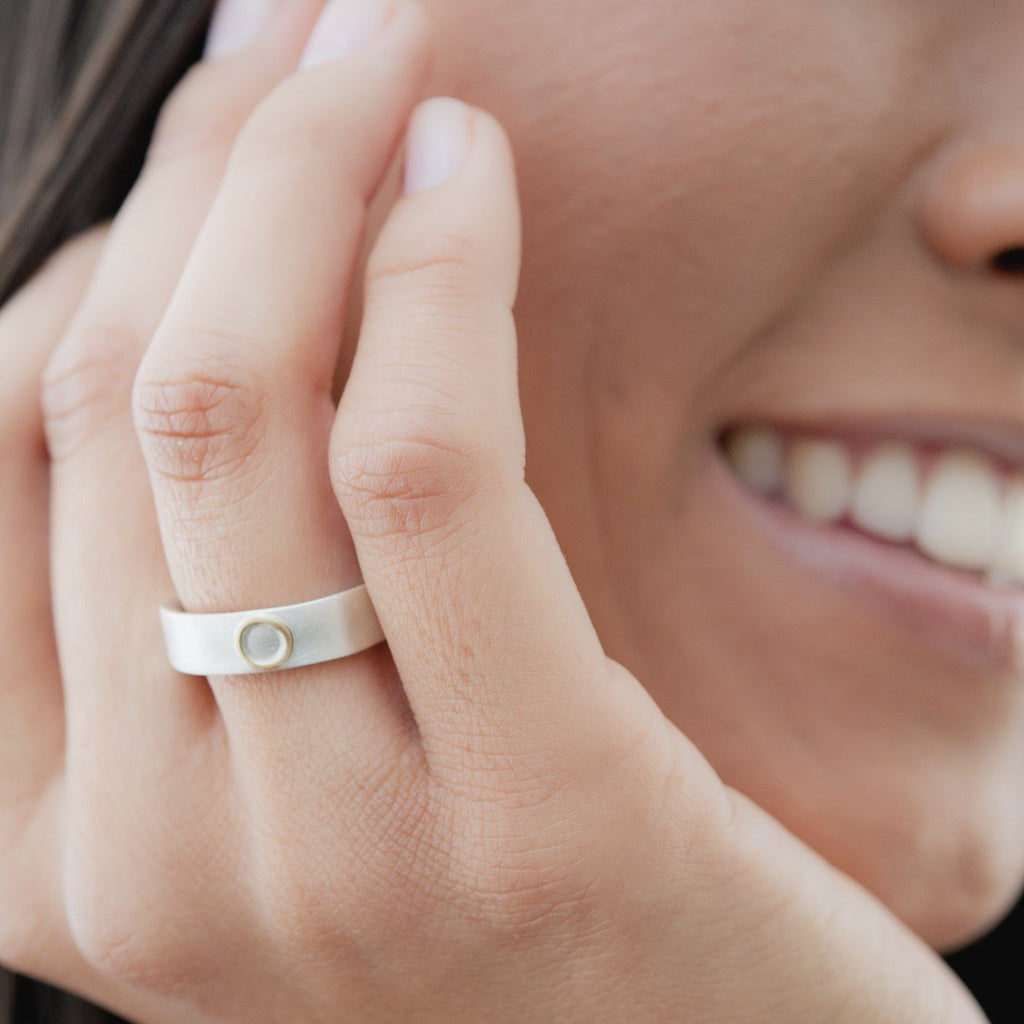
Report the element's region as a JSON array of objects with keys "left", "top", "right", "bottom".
[
  {"left": 0, "top": 0, "right": 1019, "bottom": 1018},
  {"left": 418, "top": 0, "right": 1024, "bottom": 948}
]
